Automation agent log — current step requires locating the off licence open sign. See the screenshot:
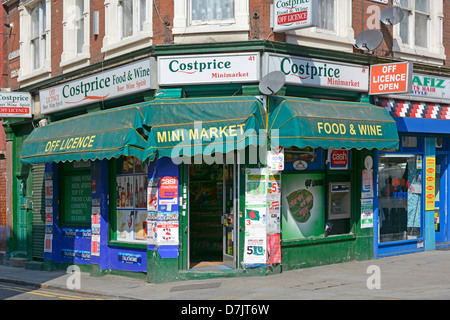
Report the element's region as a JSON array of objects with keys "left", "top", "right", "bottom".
[{"left": 369, "top": 62, "right": 412, "bottom": 95}]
